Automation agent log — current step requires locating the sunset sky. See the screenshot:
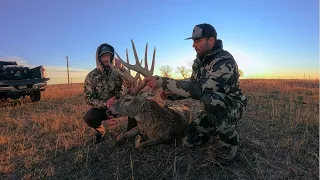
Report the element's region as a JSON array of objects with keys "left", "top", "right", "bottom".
[{"left": 1, "top": 0, "right": 318, "bottom": 84}]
